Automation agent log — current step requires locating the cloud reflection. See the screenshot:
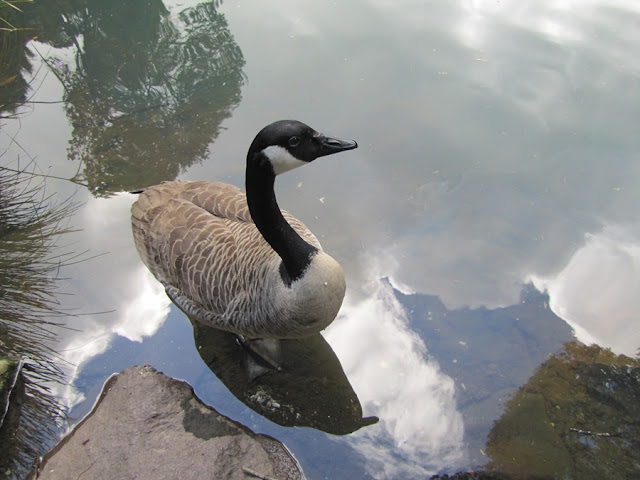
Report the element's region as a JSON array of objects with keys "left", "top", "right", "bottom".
[
  {"left": 325, "top": 276, "right": 465, "bottom": 478},
  {"left": 318, "top": 0, "right": 640, "bottom": 369},
  {"left": 50, "top": 193, "right": 170, "bottom": 409},
  {"left": 530, "top": 224, "right": 640, "bottom": 357}
]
